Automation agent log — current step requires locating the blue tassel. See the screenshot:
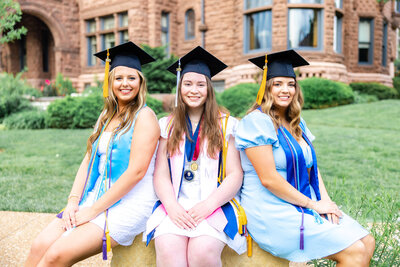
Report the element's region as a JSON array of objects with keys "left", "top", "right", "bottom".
[{"left": 102, "top": 236, "right": 107, "bottom": 260}]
